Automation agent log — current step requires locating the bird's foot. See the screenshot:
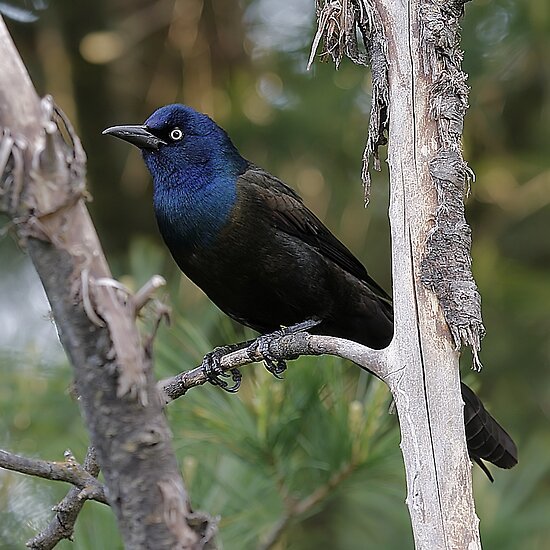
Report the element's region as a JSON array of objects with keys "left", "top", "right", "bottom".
[
  {"left": 202, "top": 345, "right": 243, "bottom": 393},
  {"left": 250, "top": 319, "right": 321, "bottom": 379},
  {"left": 256, "top": 334, "right": 288, "bottom": 379}
]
